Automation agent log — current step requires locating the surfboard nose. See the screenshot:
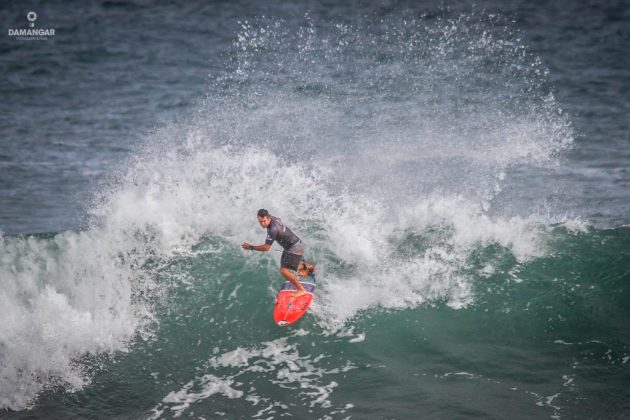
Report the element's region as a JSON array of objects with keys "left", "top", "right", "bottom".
[{"left": 273, "top": 281, "right": 316, "bottom": 326}]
